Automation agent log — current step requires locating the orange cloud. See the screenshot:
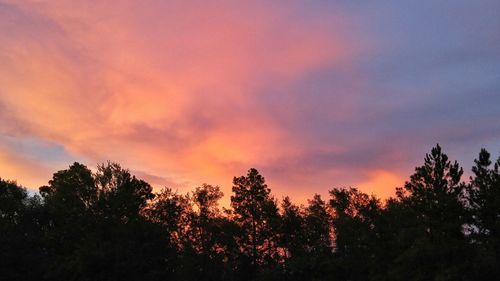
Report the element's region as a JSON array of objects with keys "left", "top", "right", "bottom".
[
  {"left": 0, "top": 1, "right": 402, "bottom": 205},
  {"left": 357, "top": 170, "right": 404, "bottom": 199}
]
